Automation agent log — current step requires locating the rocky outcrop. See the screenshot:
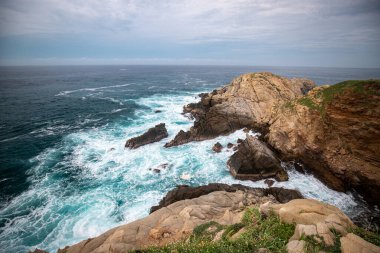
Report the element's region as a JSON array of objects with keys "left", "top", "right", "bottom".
[
  {"left": 267, "top": 81, "right": 380, "bottom": 204},
  {"left": 125, "top": 123, "right": 168, "bottom": 149},
  {"left": 58, "top": 190, "right": 281, "bottom": 253},
  {"left": 260, "top": 199, "right": 380, "bottom": 253},
  {"left": 166, "top": 72, "right": 380, "bottom": 205},
  {"left": 150, "top": 183, "right": 303, "bottom": 213},
  {"left": 227, "top": 134, "right": 288, "bottom": 182},
  {"left": 165, "top": 72, "right": 315, "bottom": 147}
]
